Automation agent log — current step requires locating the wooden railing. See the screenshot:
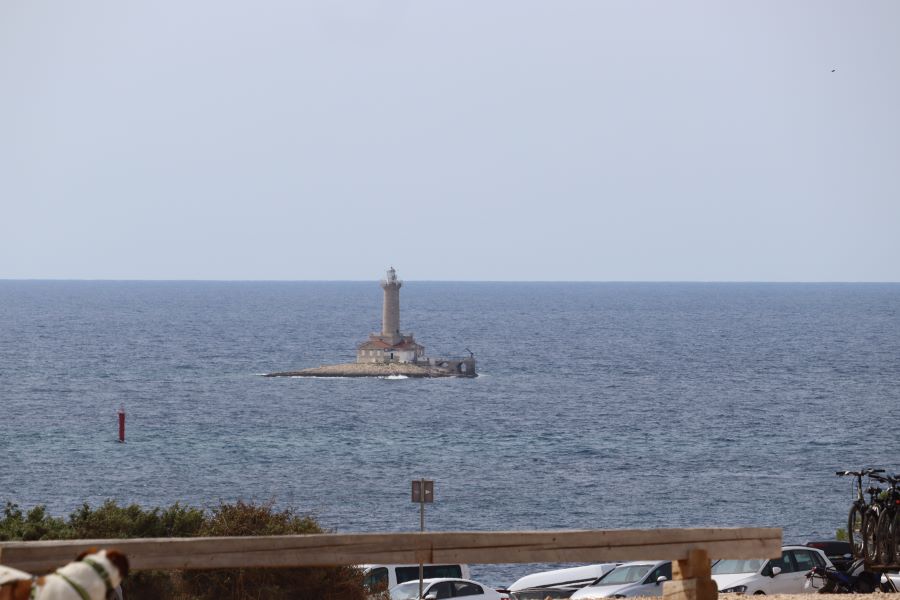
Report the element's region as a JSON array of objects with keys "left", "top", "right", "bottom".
[{"left": 0, "top": 527, "right": 781, "bottom": 600}]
